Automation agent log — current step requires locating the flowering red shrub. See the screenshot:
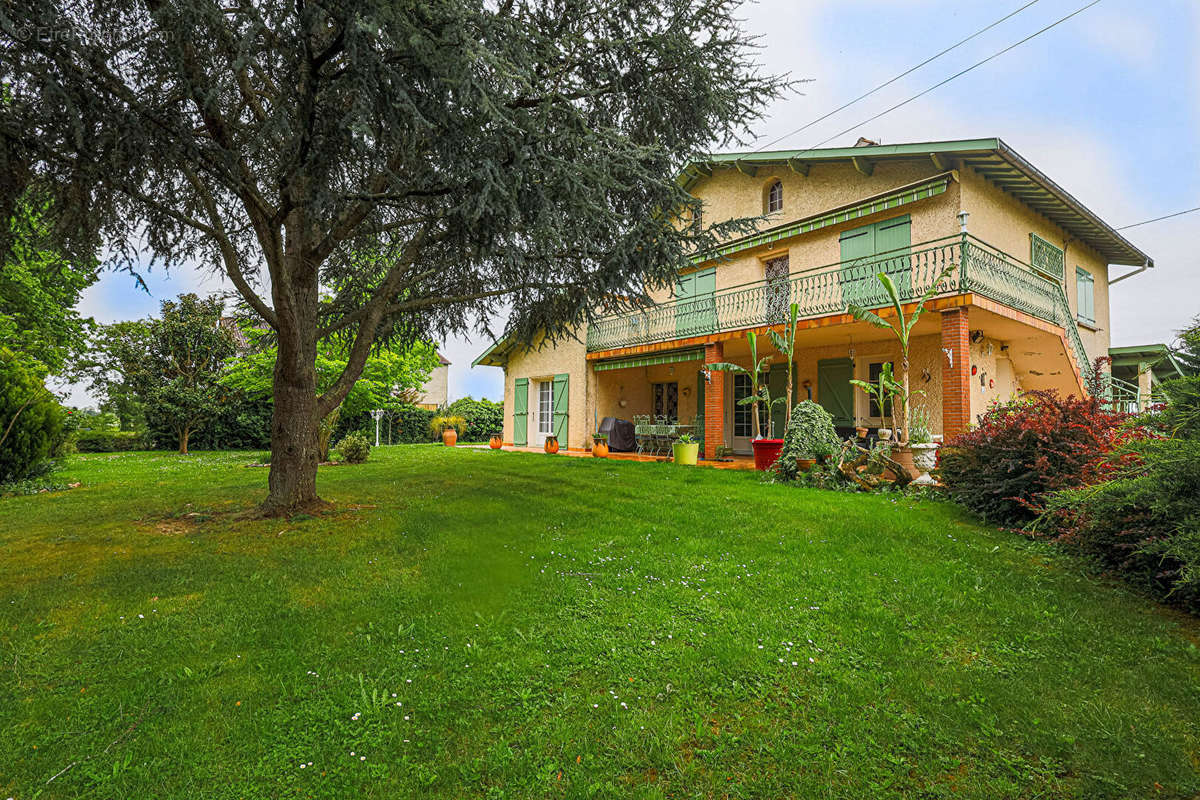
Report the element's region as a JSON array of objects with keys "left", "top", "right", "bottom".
[{"left": 937, "top": 390, "right": 1140, "bottom": 526}]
